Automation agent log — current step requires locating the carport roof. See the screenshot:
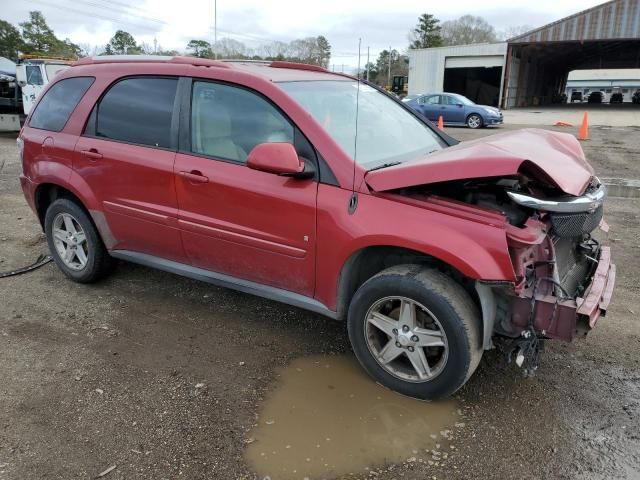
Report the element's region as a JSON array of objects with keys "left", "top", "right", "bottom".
[{"left": 509, "top": 0, "right": 640, "bottom": 43}]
